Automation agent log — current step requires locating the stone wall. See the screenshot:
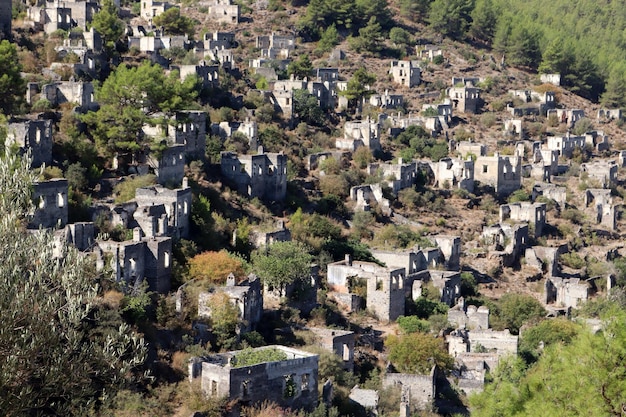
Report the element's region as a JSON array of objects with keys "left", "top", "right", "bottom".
[
  {"left": 383, "top": 367, "right": 436, "bottom": 410},
  {"left": 30, "top": 179, "right": 69, "bottom": 229},
  {"left": 7, "top": 119, "right": 53, "bottom": 168}
]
